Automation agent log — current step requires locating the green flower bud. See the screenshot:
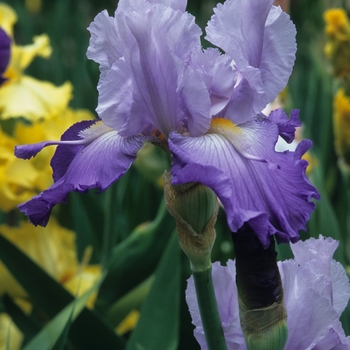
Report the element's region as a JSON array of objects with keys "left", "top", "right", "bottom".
[
  {"left": 240, "top": 299, "right": 288, "bottom": 350},
  {"left": 163, "top": 171, "right": 219, "bottom": 271}
]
